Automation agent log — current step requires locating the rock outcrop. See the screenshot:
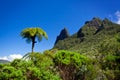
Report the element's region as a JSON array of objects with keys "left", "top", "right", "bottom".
[{"left": 54, "top": 28, "right": 70, "bottom": 45}]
